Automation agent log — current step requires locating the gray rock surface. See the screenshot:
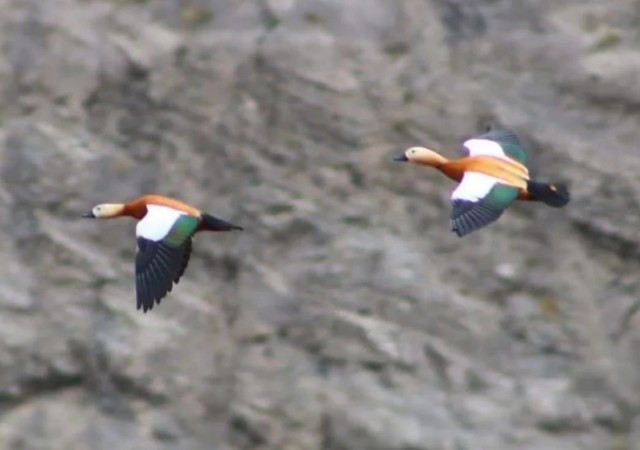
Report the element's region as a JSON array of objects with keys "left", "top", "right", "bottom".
[{"left": 0, "top": 0, "right": 640, "bottom": 449}]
